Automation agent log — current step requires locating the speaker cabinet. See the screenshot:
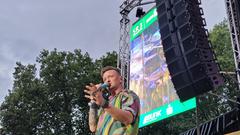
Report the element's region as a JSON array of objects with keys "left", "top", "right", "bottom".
[{"left": 156, "top": 0, "right": 224, "bottom": 101}]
